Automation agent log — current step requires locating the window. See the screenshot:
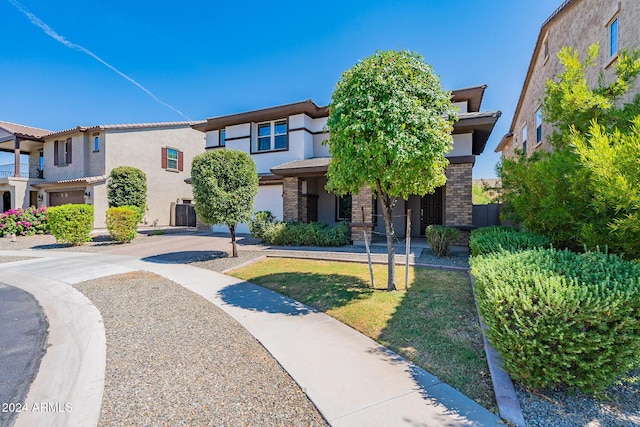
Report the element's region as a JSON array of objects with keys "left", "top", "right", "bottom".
[
  {"left": 522, "top": 124, "right": 528, "bottom": 154},
  {"left": 255, "top": 119, "right": 287, "bottom": 152},
  {"left": 162, "top": 147, "right": 183, "bottom": 171},
  {"left": 54, "top": 138, "right": 72, "bottom": 166},
  {"left": 336, "top": 194, "right": 352, "bottom": 222},
  {"left": 609, "top": 17, "right": 619, "bottom": 57},
  {"left": 94, "top": 135, "right": 100, "bottom": 152},
  {"left": 220, "top": 129, "right": 226, "bottom": 147},
  {"left": 536, "top": 108, "right": 543, "bottom": 144}
]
